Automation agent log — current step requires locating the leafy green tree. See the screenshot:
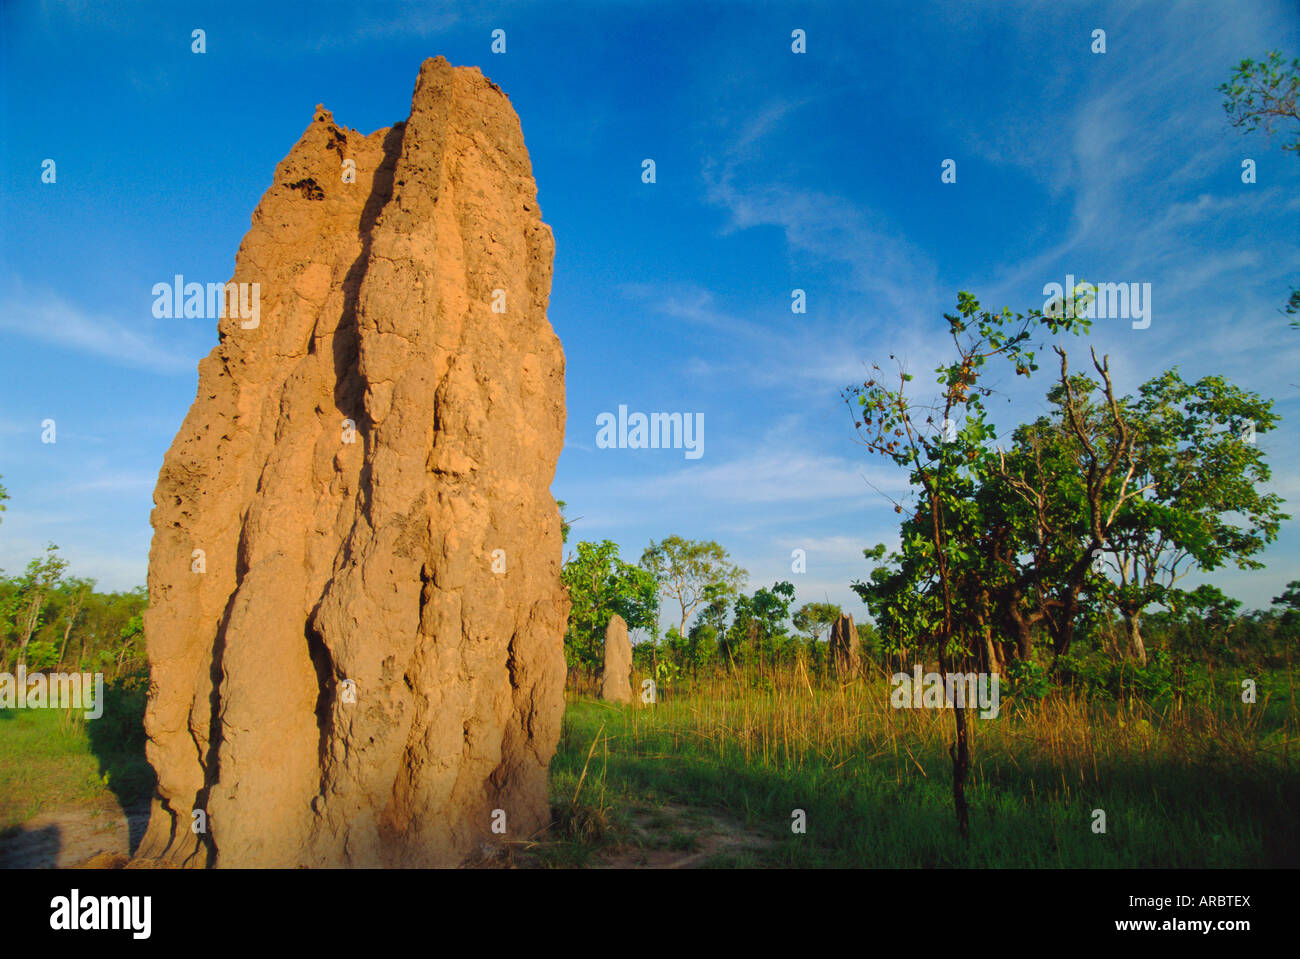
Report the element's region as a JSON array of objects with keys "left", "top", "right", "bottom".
[
  {"left": 1172, "top": 584, "right": 1242, "bottom": 653},
  {"left": 846, "top": 291, "right": 1086, "bottom": 837},
  {"left": 726, "top": 581, "right": 795, "bottom": 669},
  {"left": 25, "top": 640, "right": 60, "bottom": 671},
  {"left": 792, "top": 602, "right": 841, "bottom": 644},
  {"left": 661, "top": 624, "right": 715, "bottom": 678},
  {"left": 0, "top": 566, "right": 148, "bottom": 676},
  {"left": 1220, "top": 50, "right": 1299, "bottom": 151},
  {"left": 692, "top": 584, "right": 732, "bottom": 637},
  {"left": 850, "top": 296, "right": 1091, "bottom": 664},
  {"left": 1219, "top": 50, "right": 1300, "bottom": 323},
  {"left": 55, "top": 576, "right": 95, "bottom": 669},
  {"left": 561, "top": 540, "right": 657, "bottom": 674},
  {"left": 682, "top": 623, "right": 721, "bottom": 674},
  {"left": 988, "top": 349, "right": 1181, "bottom": 664},
  {"left": 980, "top": 363, "right": 1286, "bottom": 665},
  {"left": 1273, "top": 581, "right": 1300, "bottom": 630},
  {"left": 660, "top": 625, "right": 687, "bottom": 669},
  {"left": 80, "top": 586, "right": 147, "bottom": 673},
  {"left": 639, "top": 536, "right": 746, "bottom": 638},
  {"left": 793, "top": 601, "right": 841, "bottom": 672},
  {"left": 114, "top": 613, "right": 145, "bottom": 677},
  {"left": 9, "top": 545, "right": 68, "bottom": 670},
  {"left": 855, "top": 617, "right": 882, "bottom": 667},
  {"left": 678, "top": 585, "right": 731, "bottom": 675},
  {"left": 1095, "top": 372, "right": 1287, "bottom": 662}
]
